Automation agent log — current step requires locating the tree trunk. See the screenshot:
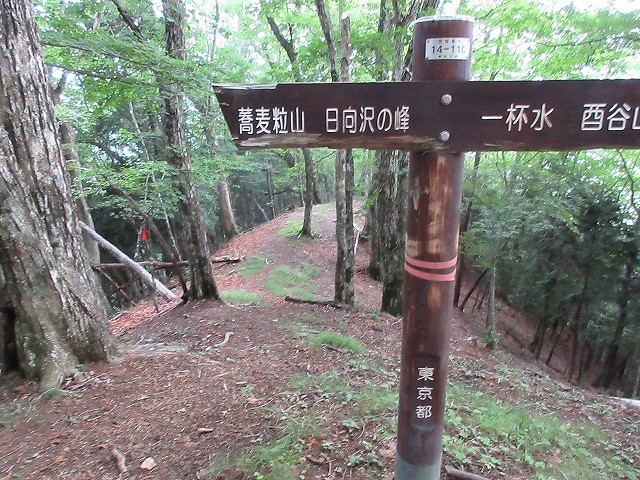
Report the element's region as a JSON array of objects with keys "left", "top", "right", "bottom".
[
  {"left": 300, "top": 148, "right": 315, "bottom": 237},
  {"left": 454, "top": 151, "right": 481, "bottom": 307},
  {"left": 459, "top": 268, "right": 488, "bottom": 312},
  {"left": 595, "top": 245, "right": 635, "bottom": 388},
  {"left": 315, "top": 7, "right": 355, "bottom": 305},
  {"left": 0, "top": 0, "right": 115, "bottom": 389},
  {"left": 161, "top": 0, "right": 219, "bottom": 300},
  {"left": 484, "top": 260, "right": 498, "bottom": 349},
  {"left": 217, "top": 179, "right": 240, "bottom": 240},
  {"left": 568, "top": 260, "right": 592, "bottom": 380},
  {"left": 546, "top": 321, "right": 566, "bottom": 367},
  {"left": 266, "top": 168, "right": 276, "bottom": 219},
  {"left": 381, "top": 151, "right": 408, "bottom": 316},
  {"left": 367, "top": 1, "right": 428, "bottom": 312},
  {"left": 623, "top": 337, "right": 640, "bottom": 398},
  {"left": 266, "top": 14, "right": 316, "bottom": 237},
  {"left": 372, "top": 150, "right": 395, "bottom": 280}
]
